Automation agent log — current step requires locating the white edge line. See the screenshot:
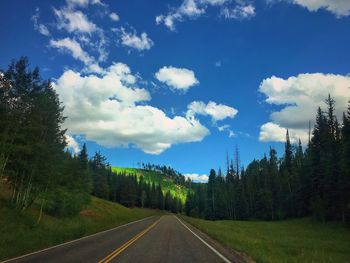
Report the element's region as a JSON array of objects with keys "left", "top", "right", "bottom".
[
  {"left": 1, "top": 215, "right": 156, "bottom": 263},
  {"left": 175, "top": 216, "right": 231, "bottom": 263}
]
